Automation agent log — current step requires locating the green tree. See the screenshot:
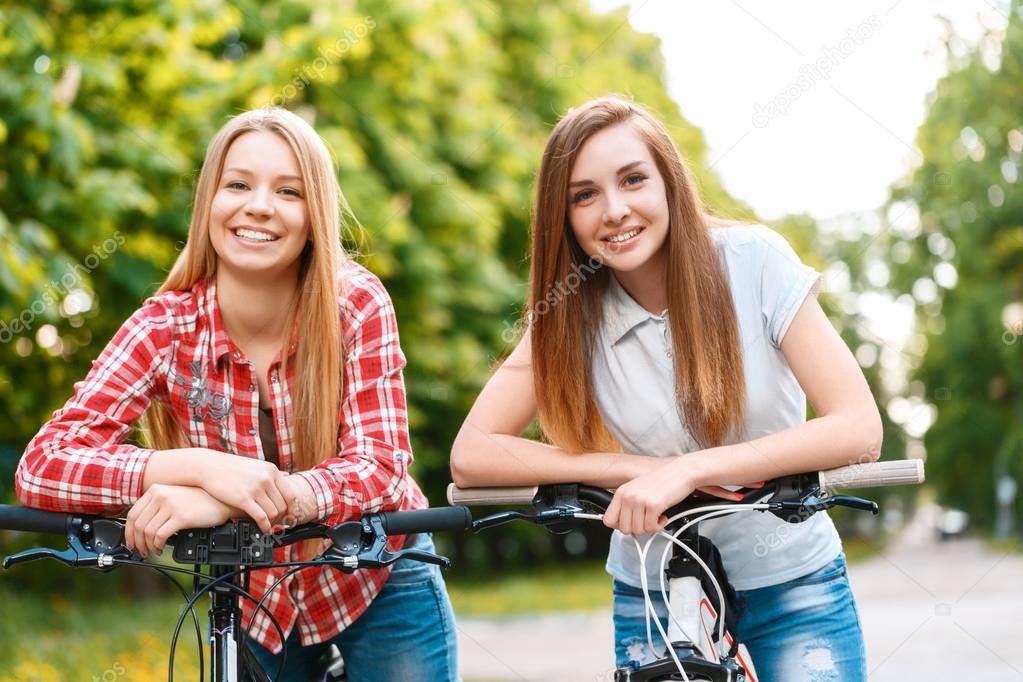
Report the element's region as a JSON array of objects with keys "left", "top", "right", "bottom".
[
  {"left": 0, "top": 1, "right": 757, "bottom": 572},
  {"left": 881, "top": 8, "right": 1023, "bottom": 530}
]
